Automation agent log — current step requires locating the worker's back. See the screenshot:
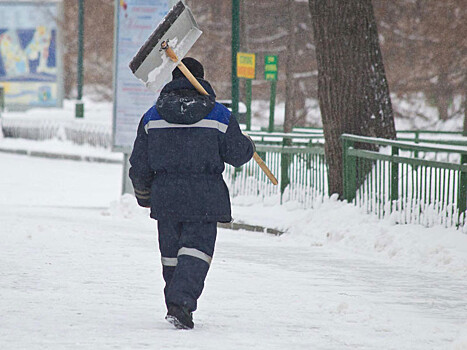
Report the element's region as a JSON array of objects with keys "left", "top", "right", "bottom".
[{"left": 129, "top": 77, "right": 254, "bottom": 223}]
